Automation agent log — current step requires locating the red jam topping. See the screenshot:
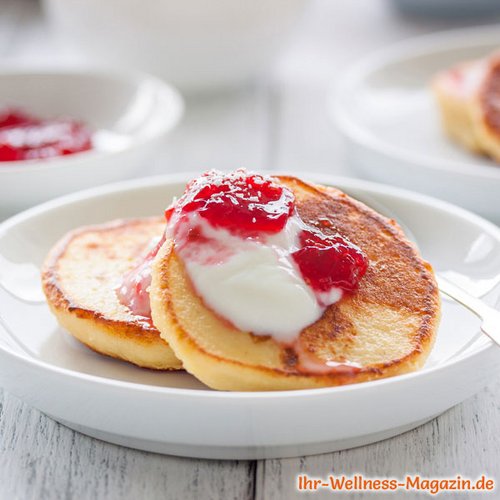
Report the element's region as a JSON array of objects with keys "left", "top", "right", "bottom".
[
  {"left": 166, "top": 170, "right": 295, "bottom": 237},
  {"left": 292, "top": 229, "right": 368, "bottom": 293},
  {"left": 168, "top": 170, "right": 368, "bottom": 294},
  {"left": 117, "top": 170, "right": 369, "bottom": 322},
  {"left": 0, "top": 107, "right": 92, "bottom": 162}
]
